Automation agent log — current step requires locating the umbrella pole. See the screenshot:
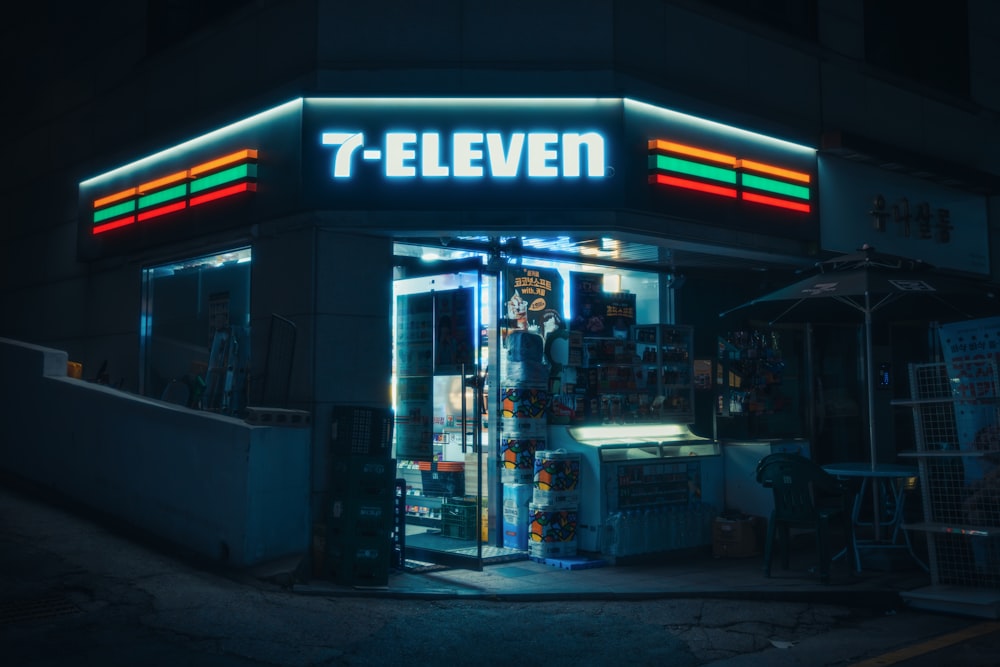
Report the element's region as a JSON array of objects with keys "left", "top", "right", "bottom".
[{"left": 864, "top": 295, "right": 882, "bottom": 542}]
